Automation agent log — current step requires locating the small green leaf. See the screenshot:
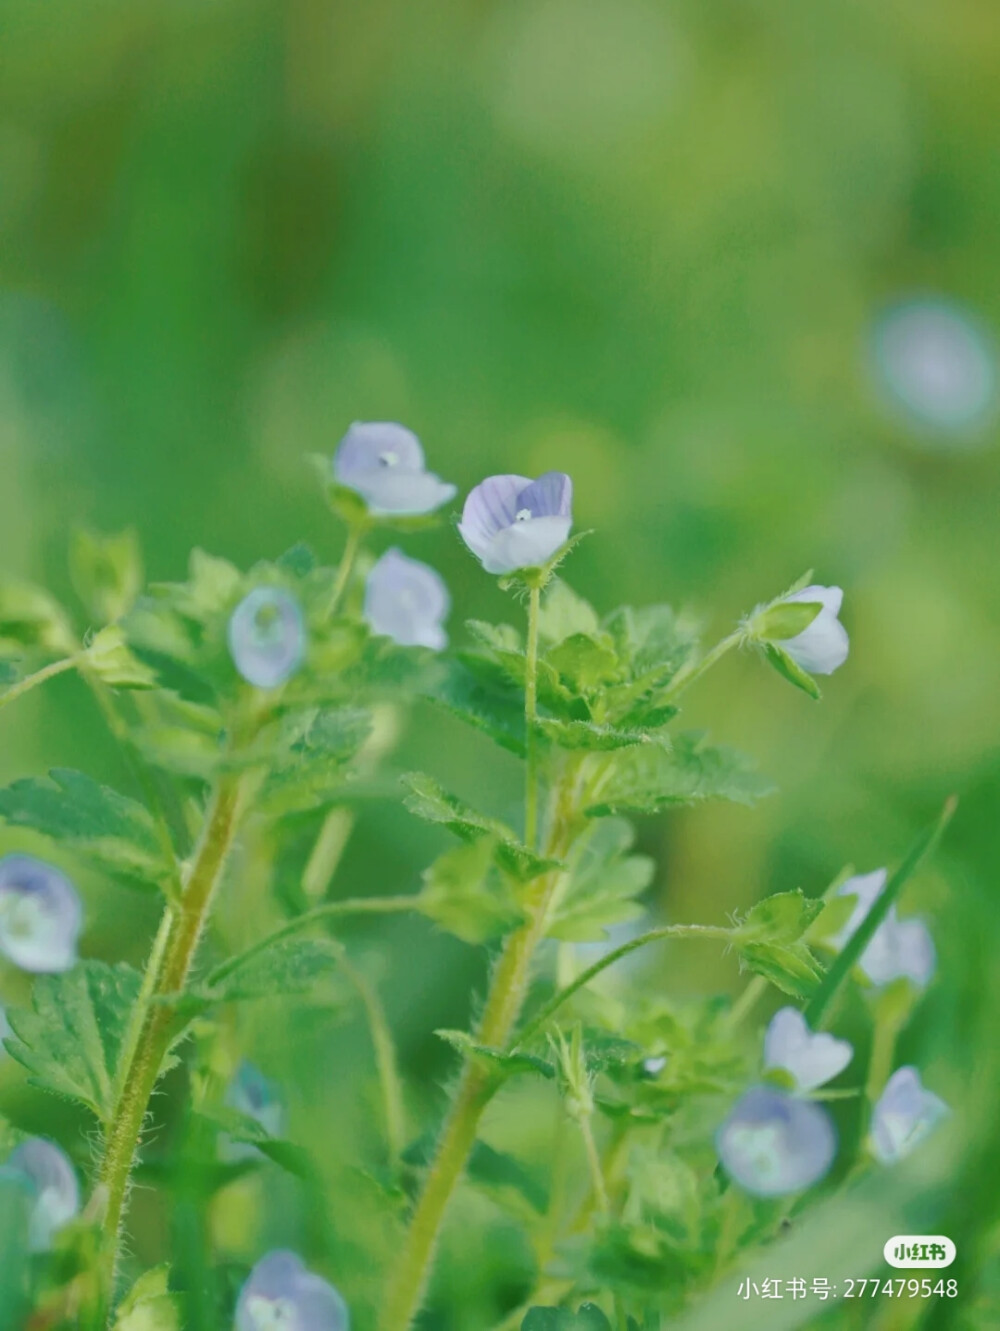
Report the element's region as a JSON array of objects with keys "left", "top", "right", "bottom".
[
  {"left": 550, "top": 819, "right": 654, "bottom": 942},
  {"left": 257, "top": 706, "right": 373, "bottom": 816},
  {"left": 0, "top": 579, "right": 76, "bottom": 659},
  {"left": 734, "top": 890, "right": 826, "bottom": 1000},
  {"left": 522, "top": 1306, "right": 612, "bottom": 1331},
  {"left": 204, "top": 938, "right": 344, "bottom": 1003},
  {"left": 111, "top": 1266, "right": 180, "bottom": 1331},
  {"left": 4, "top": 962, "right": 142, "bottom": 1124},
  {"left": 423, "top": 659, "right": 526, "bottom": 757},
  {"left": 0, "top": 769, "right": 173, "bottom": 890},
  {"left": 738, "top": 941, "right": 824, "bottom": 1000},
  {"left": 538, "top": 580, "right": 600, "bottom": 644},
  {"left": 536, "top": 719, "right": 654, "bottom": 752},
  {"left": 737, "top": 890, "right": 825, "bottom": 944},
  {"left": 436, "top": 1029, "right": 555, "bottom": 1082},
  {"left": 69, "top": 528, "right": 144, "bottom": 625},
  {"left": 753, "top": 600, "right": 822, "bottom": 641},
  {"left": 196, "top": 1107, "right": 312, "bottom": 1178},
  {"left": 586, "top": 733, "right": 772, "bottom": 817},
  {"left": 763, "top": 644, "right": 821, "bottom": 699},
  {"left": 84, "top": 626, "right": 158, "bottom": 690},
  {"left": 418, "top": 838, "right": 524, "bottom": 944},
  {"left": 546, "top": 633, "right": 621, "bottom": 695}
]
